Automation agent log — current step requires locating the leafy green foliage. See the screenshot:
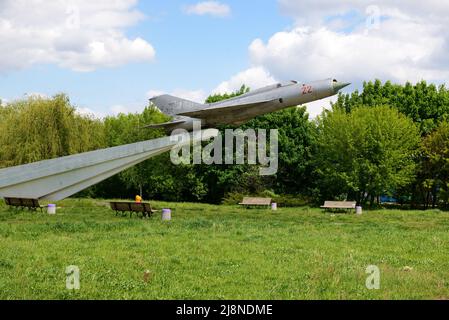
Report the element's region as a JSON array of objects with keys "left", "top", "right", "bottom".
[
  {"left": 418, "top": 121, "right": 449, "bottom": 208},
  {"left": 90, "top": 105, "right": 209, "bottom": 202},
  {"left": 191, "top": 85, "right": 265, "bottom": 203},
  {"left": 99, "top": 104, "right": 210, "bottom": 202},
  {"left": 0, "top": 94, "right": 105, "bottom": 168},
  {"left": 245, "top": 106, "right": 317, "bottom": 195},
  {"left": 1, "top": 80, "right": 449, "bottom": 208},
  {"left": 197, "top": 86, "right": 317, "bottom": 203},
  {"left": 314, "top": 106, "right": 420, "bottom": 205},
  {"left": 333, "top": 80, "right": 449, "bottom": 134}
]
